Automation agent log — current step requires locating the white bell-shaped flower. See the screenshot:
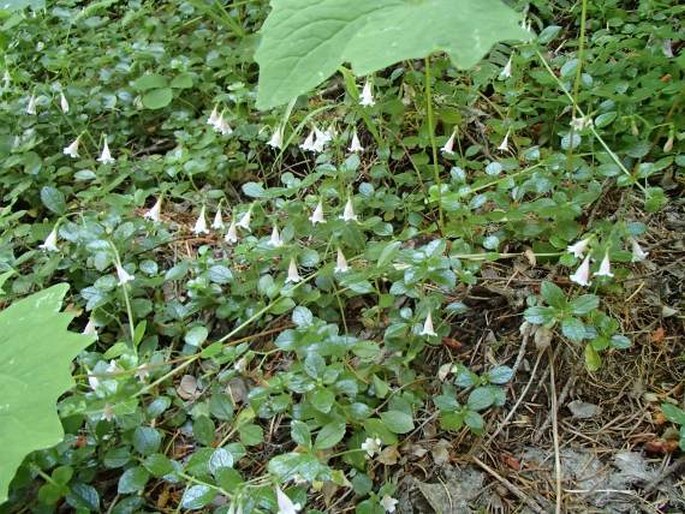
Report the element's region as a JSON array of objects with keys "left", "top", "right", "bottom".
[
  {"left": 441, "top": 129, "right": 457, "bottom": 155},
  {"left": 224, "top": 219, "right": 238, "bottom": 244},
  {"left": 594, "top": 251, "right": 614, "bottom": 278},
  {"left": 39, "top": 225, "right": 59, "bottom": 252},
  {"left": 268, "top": 124, "right": 285, "bottom": 149},
  {"left": 499, "top": 55, "right": 513, "bottom": 79},
  {"left": 207, "top": 105, "right": 220, "bottom": 127},
  {"left": 215, "top": 111, "right": 233, "bottom": 135},
  {"left": 380, "top": 495, "right": 399, "bottom": 514},
  {"left": 359, "top": 80, "right": 375, "bottom": 107},
  {"left": 212, "top": 208, "right": 225, "bottom": 230},
  {"left": 286, "top": 257, "right": 302, "bottom": 284},
  {"left": 311, "top": 126, "right": 329, "bottom": 153},
  {"left": 334, "top": 248, "right": 349, "bottom": 273},
  {"left": 269, "top": 224, "right": 283, "bottom": 247},
  {"left": 275, "top": 486, "right": 302, "bottom": 514},
  {"left": 309, "top": 200, "right": 326, "bottom": 225},
  {"left": 663, "top": 135, "right": 674, "bottom": 153},
  {"left": 63, "top": 137, "right": 80, "bottom": 158},
  {"left": 324, "top": 124, "right": 336, "bottom": 141},
  {"left": 236, "top": 206, "right": 252, "bottom": 231},
  {"left": 144, "top": 197, "right": 162, "bottom": 222},
  {"left": 420, "top": 312, "right": 437, "bottom": 337},
  {"left": 59, "top": 91, "right": 69, "bottom": 113},
  {"left": 567, "top": 237, "right": 592, "bottom": 258},
  {"left": 299, "top": 129, "right": 316, "bottom": 152},
  {"left": 569, "top": 255, "right": 591, "bottom": 287},
  {"left": 497, "top": 129, "right": 511, "bottom": 151},
  {"left": 97, "top": 136, "right": 115, "bottom": 164},
  {"left": 193, "top": 205, "right": 209, "bottom": 235},
  {"left": 339, "top": 197, "right": 358, "bottom": 222},
  {"left": 348, "top": 129, "right": 364, "bottom": 153},
  {"left": 26, "top": 94, "right": 37, "bottom": 115},
  {"left": 630, "top": 238, "right": 648, "bottom": 262},
  {"left": 115, "top": 262, "right": 135, "bottom": 286},
  {"left": 83, "top": 318, "right": 98, "bottom": 338}
]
